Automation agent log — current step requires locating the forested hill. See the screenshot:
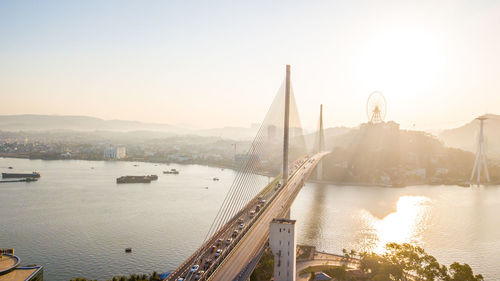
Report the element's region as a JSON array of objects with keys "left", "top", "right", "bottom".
[{"left": 320, "top": 121, "right": 499, "bottom": 185}]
